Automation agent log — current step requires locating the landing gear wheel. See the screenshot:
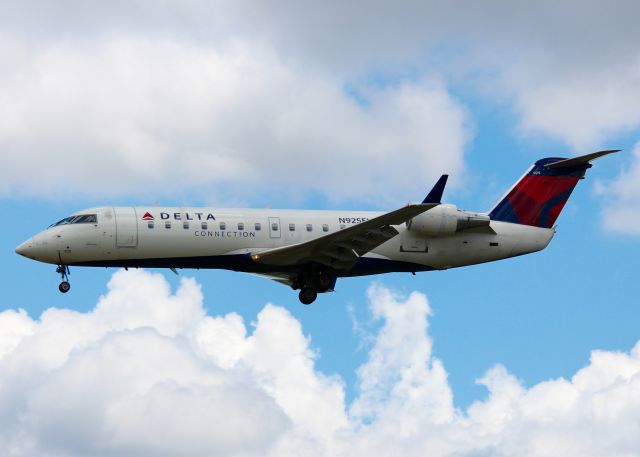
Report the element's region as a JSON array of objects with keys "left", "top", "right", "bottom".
[
  {"left": 299, "top": 287, "right": 317, "bottom": 305},
  {"left": 58, "top": 281, "right": 71, "bottom": 293},
  {"left": 56, "top": 263, "right": 71, "bottom": 293}
]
